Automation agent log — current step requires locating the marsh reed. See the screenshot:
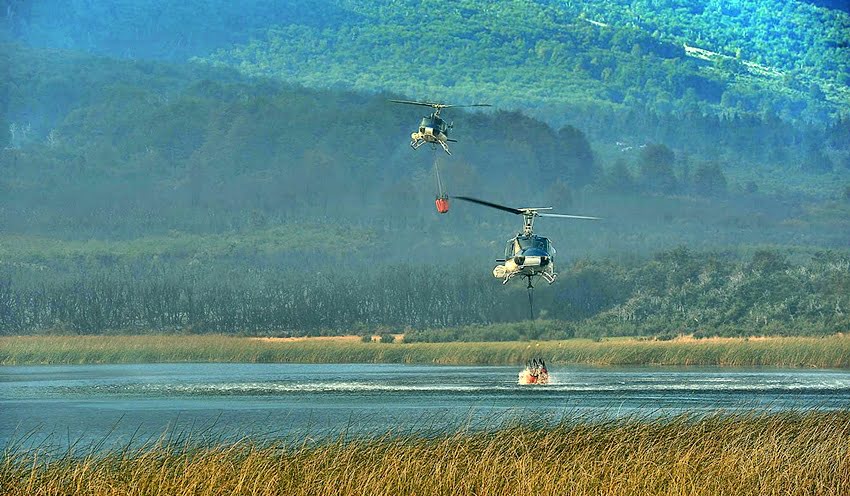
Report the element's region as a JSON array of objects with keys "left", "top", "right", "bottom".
[
  {"left": 1, "top": 334, "right": 849, "bottom": 368},
  {"left": 2, "top": 411, "right": 848, "bottom": 495}
]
